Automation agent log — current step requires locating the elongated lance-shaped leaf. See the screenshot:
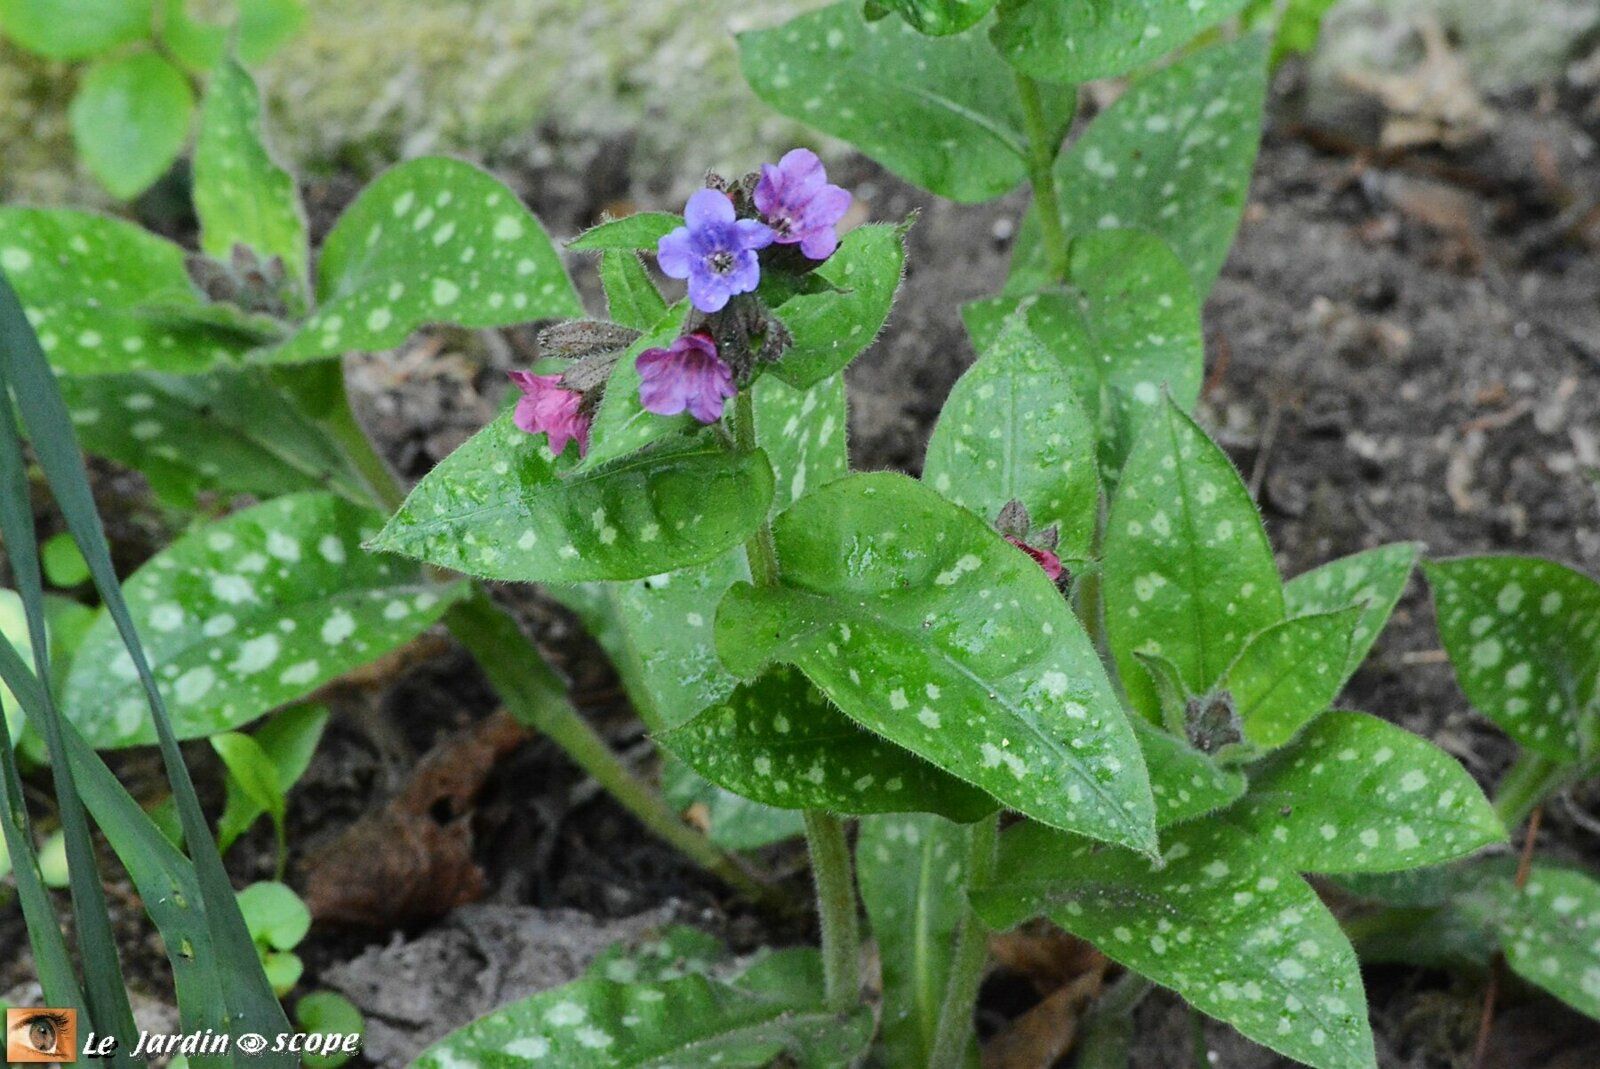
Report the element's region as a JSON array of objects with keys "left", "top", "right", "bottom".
[
  {"left": 269, "top": 157, "right": 581, "bottom": 364},
  {"left": 63, "top": 492, "right": 466, "bottom": 747},
  {"left": 1222, "top": 607, "right": 1360, "bottom": 749},
  {"left": 769, "top": 222, "right": 908, "bottom": 390},
  {"left": 0, "top": 294, "right": 139, "bottom": 1060},
  {"left": 966, "top": 229, "right": 1205, "bottom": 479},
  {"left": 1132, "top": 718, "right": 1246, "bottom": 828},
  {"left": 1285, "top": 543, "right": 1419, "bottom": 687},
  {"left": 857, "top": 813, "right": 976, "bottom": 1067},
  {"left": 1104, "top": 395, "right": 1284, "bottom": 721},
  {"left": 715, "top": 472, "right": 1157, "bottom": 851},
  {"left": 599, "top": 250, "right": 667, "bottom": 330},
  {"left": 1493, "top": 864, "right": 1600, "bottom": 1020},
  {"left": 58, "top": 367, "right": 370, "bottom": 508},
  {"left": 412, "top": 973, "right": 873, "bottom": 1068},
  {"left": 374, "top": 425, "right": 776, "bottom": 583},
  {"left": 739, "top": 3, "right": 1076, "bottom": 203},
  {"left": 974, "top": 821, "right": 1377, "bottom": 1069},
  {"left": 194, "top": 59, "right": 310, "bottom": 303},
  {"left": 1227, "top": 710, "right": 1504, "bottom": 872},
  {"left": 992, "top": 0, "right": 1250, "bottom": 84},
  {"left": 1425, "top": 555, "right": 1600, "bottom": 761},
  {"left": 0, "top": 268, "right": 294, "bottom": 1060},
  {"left": 660, "top": 666, "right": 997, "bottom": 821},
  {"left": 0, "top": 207, "right": 256, "bottom": 375},
  {"left": 924, "top": 317, "right": 1098, "bottom": 557},
  {"left": 0, "top": 663, "right": 85, "bottom": 1021},
  {"left": 1008, "top": 35, "right": 1269, "bottom": 296}
]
